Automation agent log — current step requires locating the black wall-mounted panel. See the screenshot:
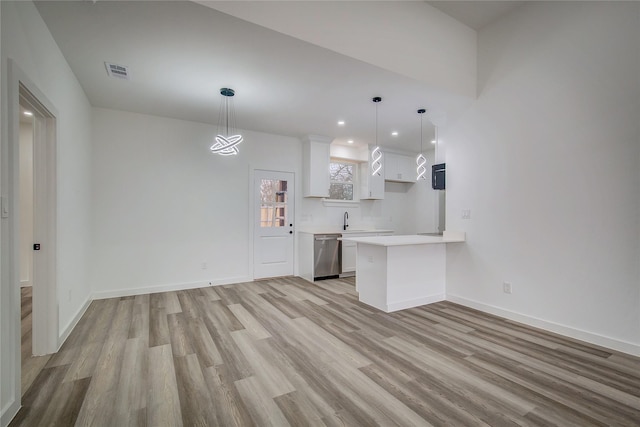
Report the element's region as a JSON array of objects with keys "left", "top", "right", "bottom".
[{"left": 432, "top": 163, "right": 445, "bottom": 190}]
